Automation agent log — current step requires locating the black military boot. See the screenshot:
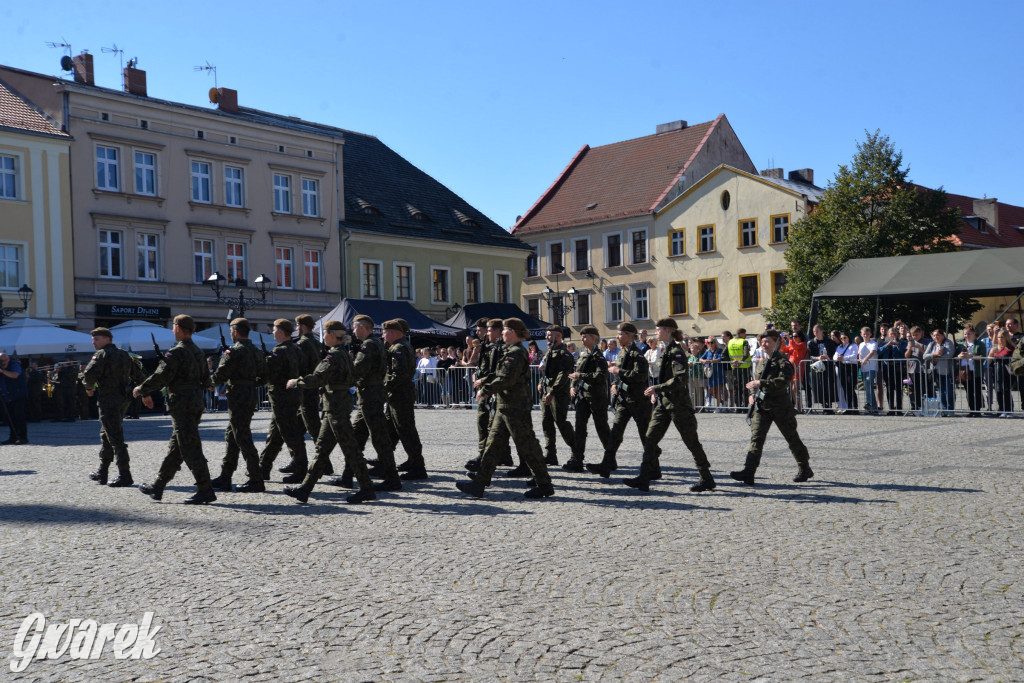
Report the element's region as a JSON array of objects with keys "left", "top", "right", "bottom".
[
  {"left": 400, "top": 467, "right": 428, "bottom": 481},
  {"left": 586, "top": 459, "right": 612, "bottom": 479},
  {"left": 504, "top": 464, "right": 532, "bottom": 478},
  {"left": 183, "top": 488, "right": 217, "bottom": 505},
  {"left": 562, "top": 457, "right": 585, "bottom": 473},
  {"left": 623, "top": 476, "right": 650, "bottom": 492},
  {"left": 283, "top": 485, "right": 310, "bottom": 504},
  {"left": 729, "top": 468, "right": 756, "bottom": 486},
  {"left": 89, "top": 465, "right": 109, "bottom": 485},
  {"left": 108, "top": 468, "right": 134, "bottom": 488},
  {"left": 281, "top": 470, "right": 307, "bottom": 484},
  {"left": 464, "top": 457, "right": 481, "bottom": 472},
  {"left": 210, "top": 473, "right": 233, "bottom": 492},
  {"left": 260, "top": 460, "right": 272, "bottom": 481},
  {"left": 323, "top": 459, "right": 335, "bottom": 475},
  {"left": 347, "top": 488, "right": 376, "bottom": 504},
  {"left": 373, "top": 478, "right": 403, "bottom": 492},
  {"left": 690, "top": 471, "right": 716, "bottom": 492},
  {"left": 396, "top": 459, "right": 412, "bottom": 472},
  {"left": 139, "top": 481, "right": 164, "bottom": 501},
  {"left": 326, "top": 470, "right": 353, "bottom": 488},
  {"left": 235, "top": 480, "right": 266, "bottom": 493},
  {"left": 793, "top": 464, "right": 815, "bottom": 483},
  {"left": 500, "top": 451, "right": 514, "bottom": 466},
  {"left": 524, "top": 483, "right": 555, "bottom": 499},
  {"left": 456, "top": 479, "right": 486, "bottom": 498},
  {"left": 545, "top": 452, "right": 558, "bottom": 466},
  {"left": 278, "top": 461, "right": 297, "bottom": 474}
]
